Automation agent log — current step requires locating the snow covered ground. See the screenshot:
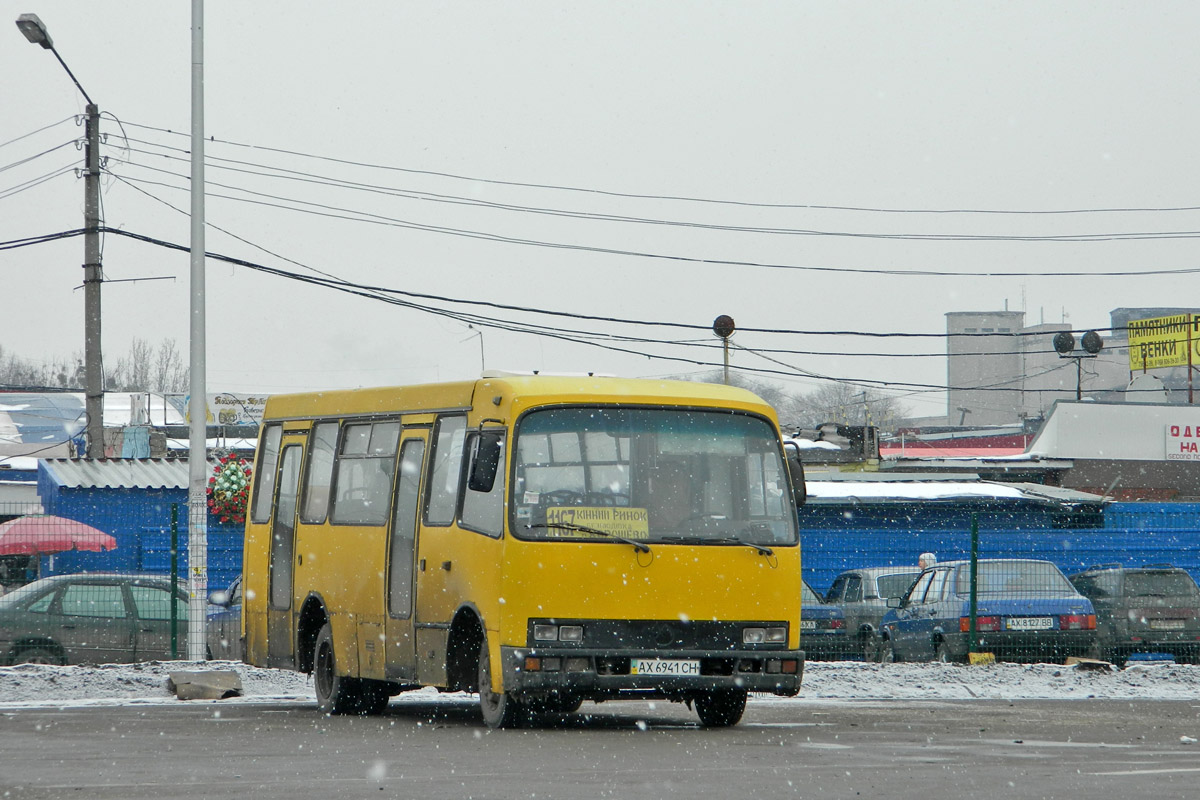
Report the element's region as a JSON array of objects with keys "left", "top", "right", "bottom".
[{"left": 2, "top": 659, "right": 1199, "bottom": 709}]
